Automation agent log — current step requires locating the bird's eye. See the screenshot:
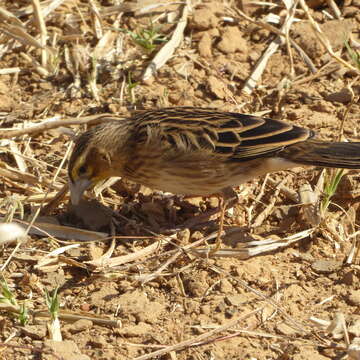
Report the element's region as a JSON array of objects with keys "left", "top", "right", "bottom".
[{"left": 78, "top": 165, "right": 87, "bottom": 175}]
